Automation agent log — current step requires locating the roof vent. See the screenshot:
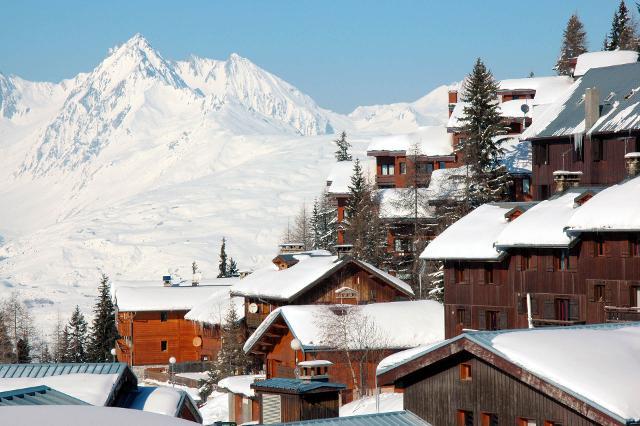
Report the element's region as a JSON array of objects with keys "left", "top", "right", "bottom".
[
  {"left": 553, "top": 170, "right": 583, "bottom": 193},
  {"left": 625, "top": 152, "right": 640, "bottom": 177},
  {"left": 334, "top": 244, "right": 353, "bottom": 260}
]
